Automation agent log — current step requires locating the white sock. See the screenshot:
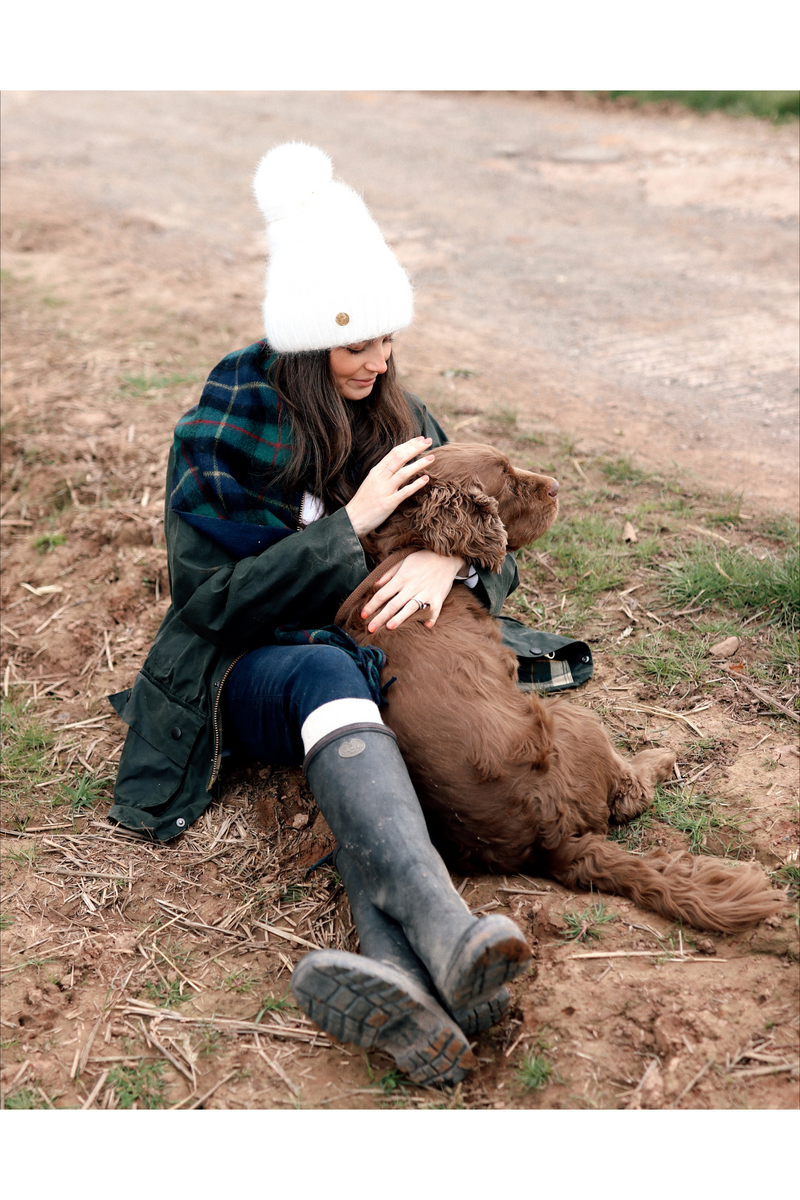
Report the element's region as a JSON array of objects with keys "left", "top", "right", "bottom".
[{"left": 300, "top": 699, "right": 383, "bottom": 756}]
